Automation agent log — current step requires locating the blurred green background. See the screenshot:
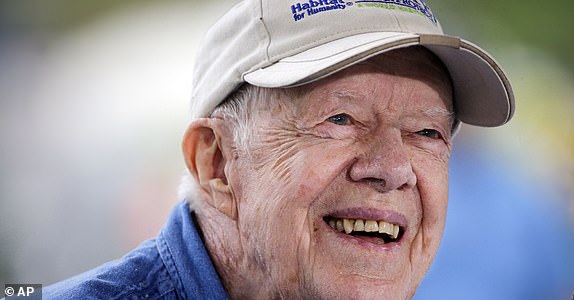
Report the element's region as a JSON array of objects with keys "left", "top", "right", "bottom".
[{"left": 0, "top": 0, "right": 572, "bottom": 298}]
